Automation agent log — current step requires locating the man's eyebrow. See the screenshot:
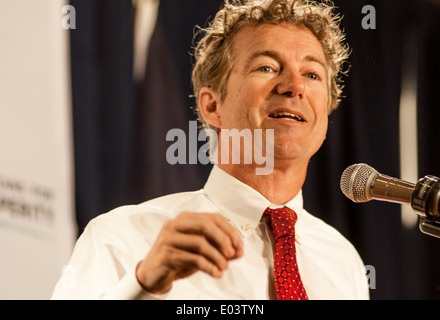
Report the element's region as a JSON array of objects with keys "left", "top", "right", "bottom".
[
  {"left": 245, "top": 50, "right": 327, "bottom": 70},
  {"left": 303, "top": 54, "right": 327, "bottom": 70},
  {"left": 249, "top": 50, "right": 281, "bottom": 61}
]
